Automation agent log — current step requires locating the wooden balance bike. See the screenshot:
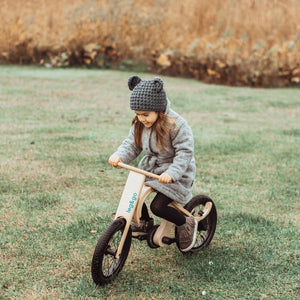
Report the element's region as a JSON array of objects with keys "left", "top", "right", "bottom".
[{"left": 91, "top": 162, "right": 217, "bottom": 285}]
